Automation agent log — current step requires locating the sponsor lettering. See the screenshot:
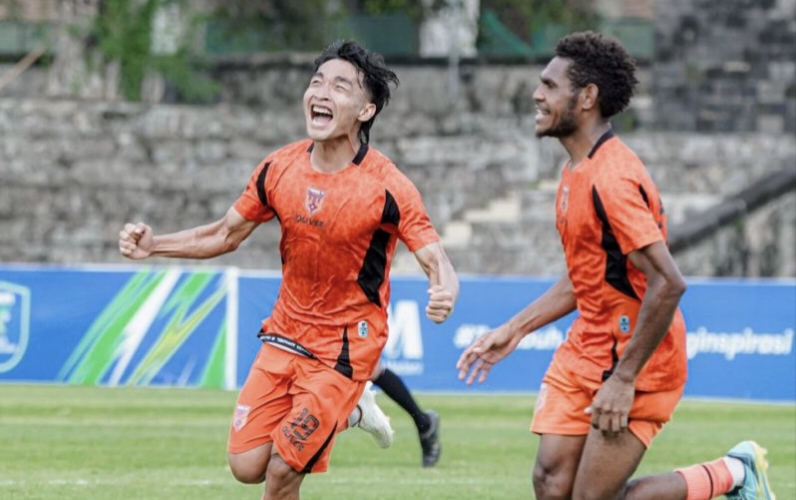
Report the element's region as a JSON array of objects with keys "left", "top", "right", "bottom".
[
  {"left": 295, "top": 214, "right": 324, "bottom": 228},
  {"left": 686, "top": 327, "right": 794, "bottom": 360},
  {"left": 453, "top": 324, "right": 566, "bottom": 351},
  {"left": 385, "top": 300, "right": 424, "bottom": 375}
]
